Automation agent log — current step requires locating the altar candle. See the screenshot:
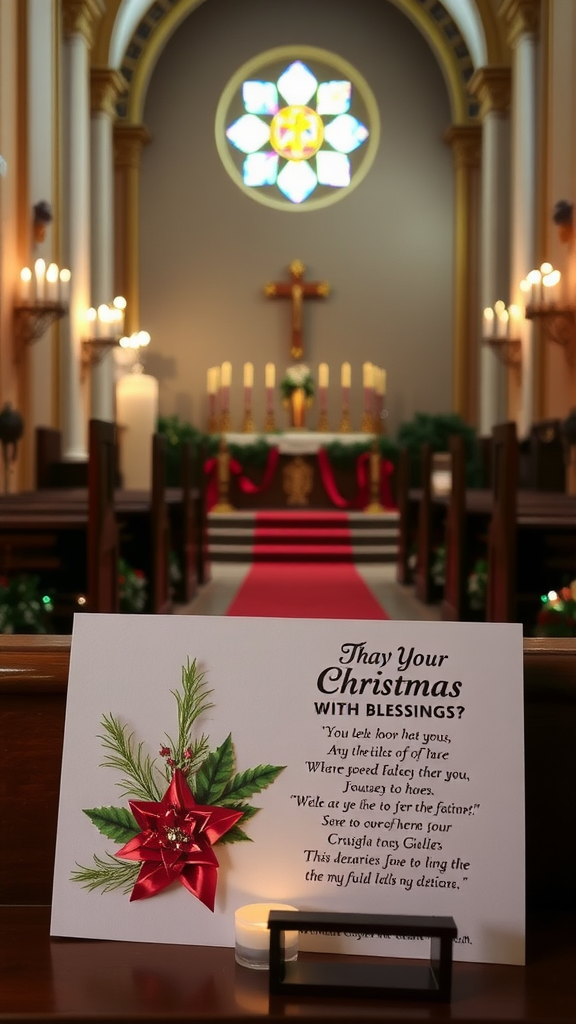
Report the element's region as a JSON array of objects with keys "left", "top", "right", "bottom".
[
  {"left": 362, "top": 361, "right": 374, "bottom": 412},
  {"left": 207, "top": 367, "right": 217, "bottom": 395},
  {"left": 265, "top": 362, "right": 275, "bottom": 388},
  {"left": 46, "top": 263, "right": 59, "bottom": 301},
  {"left": 243, "top": 362, "right": 253, "bottom": 388},
  {"left": 341, "top": 362, "right": 351, "bottom": 389},
  {"left": 116, "top": 372, "right": 159, "bottom": 490},
  {"left": 20, "top": 267, "right": 32, "bottom": 302},
  {"left": 34, "top": 258, "right": 46, "bottom": 302},
  {"left": 221, "top": 361, "right": 232, "bottom": 387}
]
